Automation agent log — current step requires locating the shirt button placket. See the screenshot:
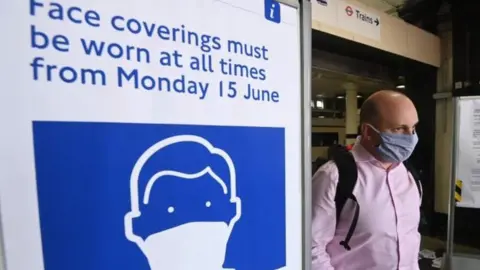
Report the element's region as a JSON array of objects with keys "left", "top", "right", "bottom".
[{"left": 386, "top": 171, "right": 401, "bottom": 269}]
